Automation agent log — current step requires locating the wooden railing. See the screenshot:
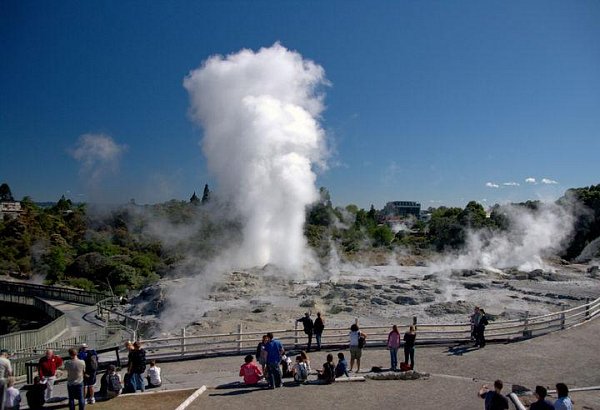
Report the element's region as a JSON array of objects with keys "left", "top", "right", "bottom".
[
  {"left": 138, "top": 296, "right": 600, "bottom": 361},
  {"left": 0, "top": 280, "right": 108, "bottom": 305}
]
